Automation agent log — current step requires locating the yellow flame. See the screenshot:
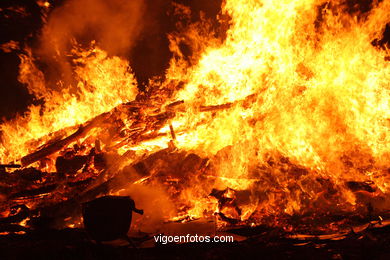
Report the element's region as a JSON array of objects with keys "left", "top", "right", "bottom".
[
  {"left": 0, "top": 44, "right": 138, "bottom": 163},
  {"left": 161, "top": 0, "right": 390, "bottom": 220}
]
